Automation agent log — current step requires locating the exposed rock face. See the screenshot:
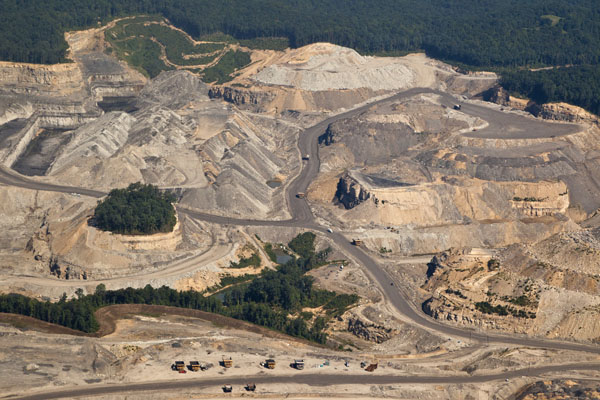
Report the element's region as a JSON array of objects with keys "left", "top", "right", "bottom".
[
  {"left": 535, "top": 102, "right": 599, "bottom": 124},
  {"left": 516, "top": 380, "right": 600, "bottom": 400},
  {"left": 347, "top": 317, "right": 396, "bottom": 343},
  {"left": 335, "top": 174, "right": 370, "bottom": 209},
  {"left": 421, "top": 233, "right": 600, "bottom": 342},
  {"left": 208, "top": 86, "right": 273, "bottom": 108},
  {"left": 318, "top": 125, "right": 335, "bottom": 146},
  {"left": 483, "top": 86, "right": 530, "bottom": 110},
  {"left": 0, "top": 61, "right": 84, "bottom": 96}
]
